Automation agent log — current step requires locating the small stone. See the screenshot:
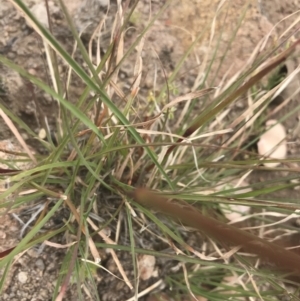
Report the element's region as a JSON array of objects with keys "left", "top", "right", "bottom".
[
  {"left": 295, "top": 218, "right": 300, "bottom": 227},
  {"left": 28, "top": 69, "right": 37, "bottom": 75},
  {"left": 35, "top": 258, "right": 45, "bottom": 271},
  {"left": 9, "top": 225, "right": 19, "bottom": 232},
  {"left": 21, "top": 133, "right": 29, "bottom": 140},
  {"left": 29, "top": 4, "right": 49, "bottom": 28},
  {"left": 257, "top": 120, "right": 287, "bottom": 168},
  {"left": 27, "top": 248, "right": 39, "bottom": 258},
  {"left": 0, "top": 230, "right": 6, "bottom": 239},
  {"left": 97, "top": 0, "right": 109, "bottom": 6},
  {"left": 17, "top": 271, "right": 28, "bottom": 283},
  {"left": 7, "top": 52, "right": 16, "bottom": 59},
  {"left": 38, "top": 128, "right": 46, "bottom": 140},
  {"left": 138, "top": 254, "right": 156, "bottom": 281}
]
